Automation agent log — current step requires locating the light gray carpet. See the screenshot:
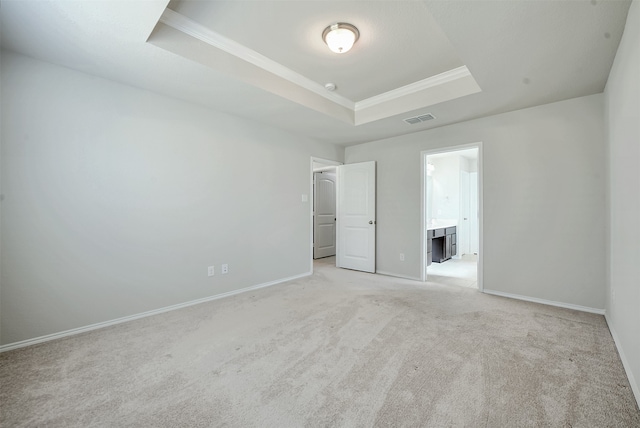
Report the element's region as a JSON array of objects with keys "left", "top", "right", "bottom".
[{"left": 1, "top": 258, "right": 639, "bottom": 427}]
